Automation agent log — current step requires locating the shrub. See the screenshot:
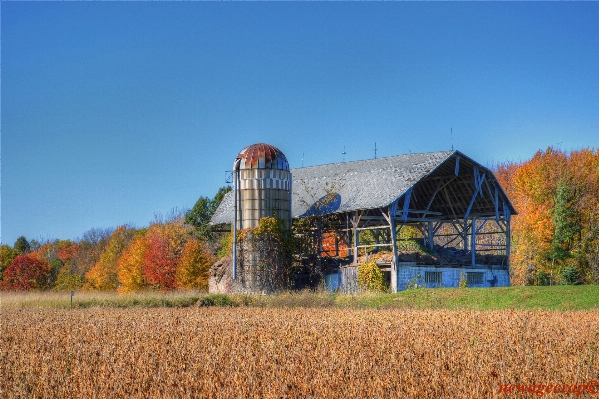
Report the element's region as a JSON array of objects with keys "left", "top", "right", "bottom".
[
  {"left": 357, "top": 261, "right": 386, "bottom": 292},
  {"left": 406, "top": 273, "right": 422, "bottom": 290},
  {"left": 561, "top": 266, "right": 583, "bottom": 285}
]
